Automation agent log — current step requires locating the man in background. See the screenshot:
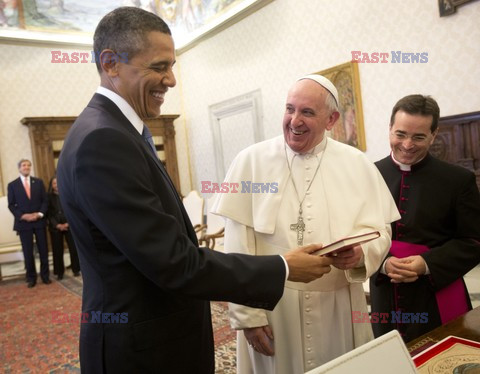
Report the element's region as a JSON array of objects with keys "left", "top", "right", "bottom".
[
  {"left": 370, "top": 94, "right": 480, "bottom": 342},
  {"left": 57, "top": 7, "right": 332, "bottom": 373},
  {"left": 213, "top": 74, "right": 399, "bottom": 373},
  {"left": 7, "top": 159, "right": 50, "bottom": 288}
]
